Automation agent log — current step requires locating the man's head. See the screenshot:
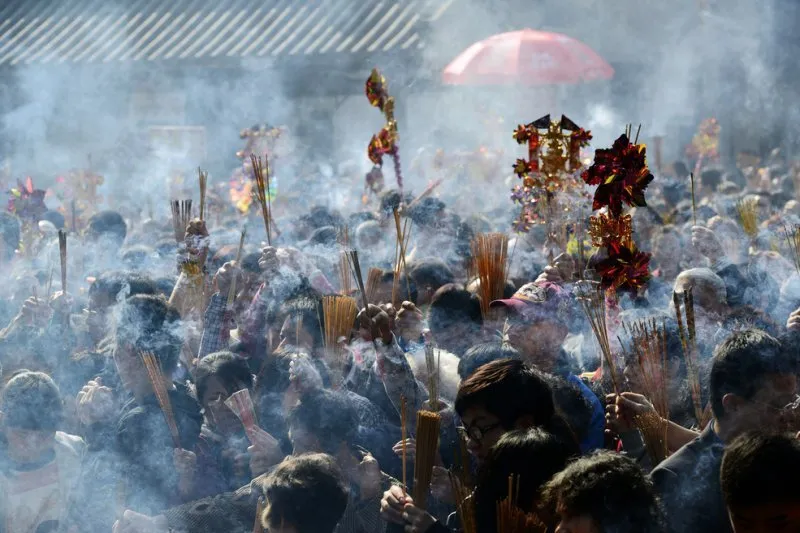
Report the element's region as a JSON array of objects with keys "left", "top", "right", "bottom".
[
  {"left": 455, "top": 359, "right": 555, "bottom": 461},
  {"left": 0, "top": 371, "right": 62, "bottom": 463},
  {"left": 112, "top": 295, "right": 182, "bottom": 400},
  {"left": 87, "top": 271, "right": 157, "bottom": 345},
  {"left": 721, "top": 432, "right": 800, "bottom": 533},
  {"left": 710, "top": 329, "right": 797, "bottom": 439},
  {"left": 408, "top": 258, "right": 455, "bottom": 305},
  {"left": 674, "top": 268, "right": 728, "bottom": 319},
  {"left": 260, "top": 453, "right": 349, "bottom": 533},
  {"left": 543, "top": 451, "right": 664, "bottom": 533},
  {"left": 86, "top": 210, "right": 127, "bottom": 248},
  {"left": 288, "top": 389, "right": 359, "bottom": 456},
  {"left": 427, "top": 283, "right": 482, "bottom": 357}
]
